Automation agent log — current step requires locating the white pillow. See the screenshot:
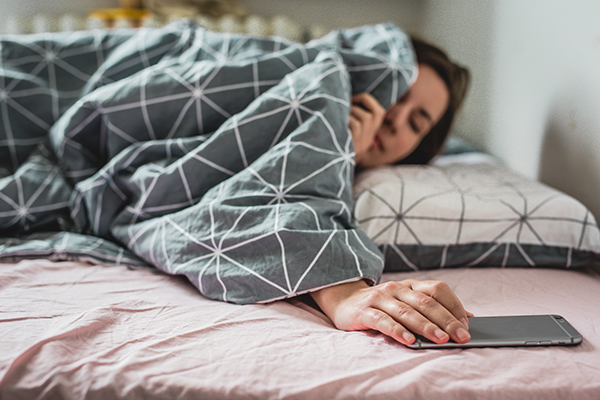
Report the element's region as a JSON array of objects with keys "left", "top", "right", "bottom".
[{"left": 353, "top": 157, "right": 600, "bottom": 271}]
